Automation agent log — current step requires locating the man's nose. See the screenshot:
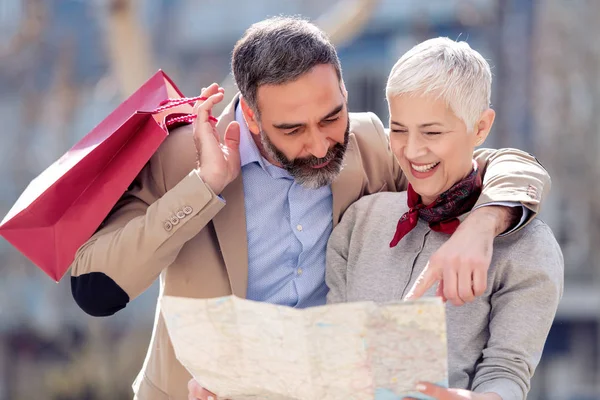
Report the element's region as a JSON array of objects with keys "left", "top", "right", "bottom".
[{"left": 306, "top": 131, "right": 329, "bottom": 159}]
